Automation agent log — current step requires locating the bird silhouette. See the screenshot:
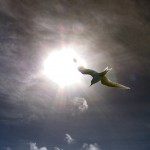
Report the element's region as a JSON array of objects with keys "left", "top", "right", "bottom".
[{"left": 73, "top": 58, "right": 130, "bottom": 89}]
